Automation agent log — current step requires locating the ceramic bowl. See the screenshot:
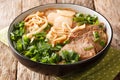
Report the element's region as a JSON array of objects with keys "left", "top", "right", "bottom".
[{"left": 8, "top": 4, "right": 113, "bottom": 76}]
